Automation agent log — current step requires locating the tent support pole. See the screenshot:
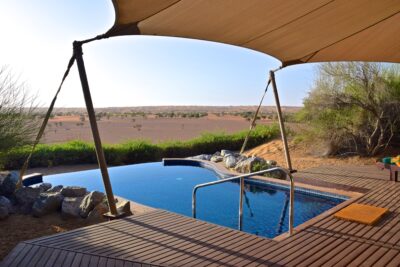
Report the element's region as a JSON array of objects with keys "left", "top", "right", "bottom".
[
  {"left": 269, "top": 70, "right": 293, "bottom": 171},
  {"left": 73, "top": 41, "right": 118, "bottom": 217}
]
